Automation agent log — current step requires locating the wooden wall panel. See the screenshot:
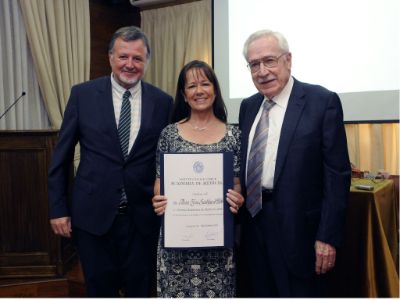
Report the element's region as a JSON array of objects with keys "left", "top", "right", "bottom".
[
  {"left": 89, "top": 0, "right": 141, "bottom": 79},
  {"left": 0, "top": 131, "right": 75, "bottom": 278}
]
